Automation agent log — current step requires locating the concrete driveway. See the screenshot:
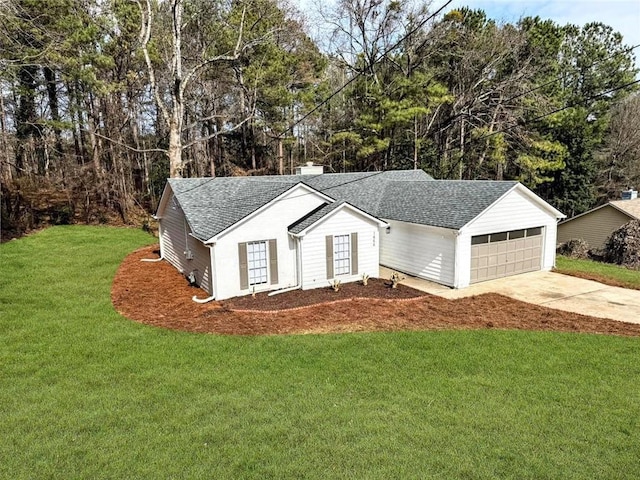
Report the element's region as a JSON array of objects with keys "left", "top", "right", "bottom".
[{"left": 380, "top": 267, "right": 640, "bottom": 324}]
